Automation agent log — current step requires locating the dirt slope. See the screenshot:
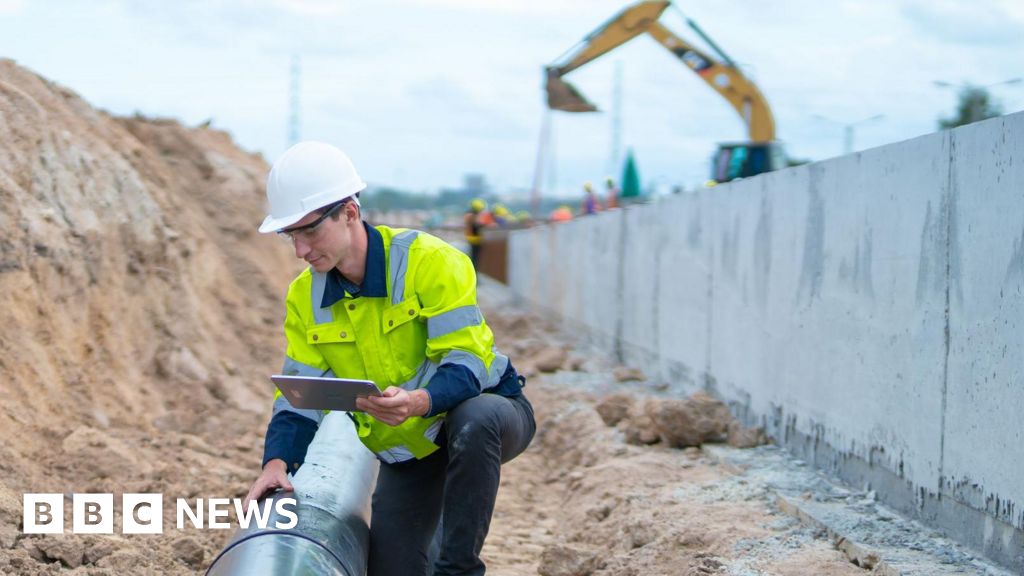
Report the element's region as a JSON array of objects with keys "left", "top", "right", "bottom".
[{"left": 0, "top": 58, "right": 299, "bottom": 573}]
